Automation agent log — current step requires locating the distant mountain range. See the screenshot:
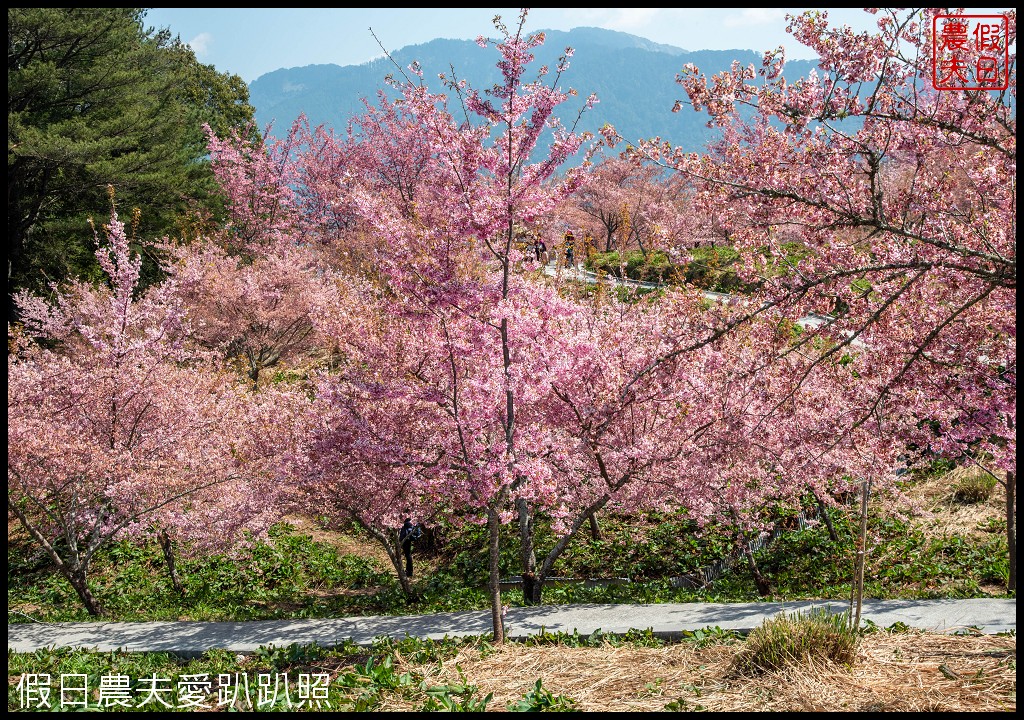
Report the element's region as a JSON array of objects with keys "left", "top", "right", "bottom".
[{"left": 249, "top": 26, "right": 821, "bottom": 161}]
